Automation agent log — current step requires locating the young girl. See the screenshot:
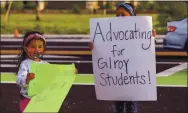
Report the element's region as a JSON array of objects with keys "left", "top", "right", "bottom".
[
  {"left": 115, "top": 3, "right": 156, "bottom": 113},
  {"left": 89, "top": 3, "right": 156, "bottom": 113},
  {"left": 16, "top": 31, "right": 49, "bottom": 112},
  {"left": 16, "top": 31, "right": 78, "bottom": 113}
]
